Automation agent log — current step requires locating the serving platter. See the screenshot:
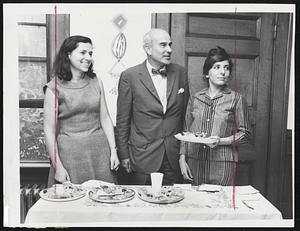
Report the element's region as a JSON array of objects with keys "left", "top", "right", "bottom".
[
  {"left": 175, "top": 132, "right": 217, "bottom": 144},
  {"left": 39, "top": 183, "right": 86, "bottom": 202},
  {"left": 88, "top": 185, "right": 135, "bottom": 203},
  {"left": 137, "top": 186, "right": 185, "bottom": 204}
]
